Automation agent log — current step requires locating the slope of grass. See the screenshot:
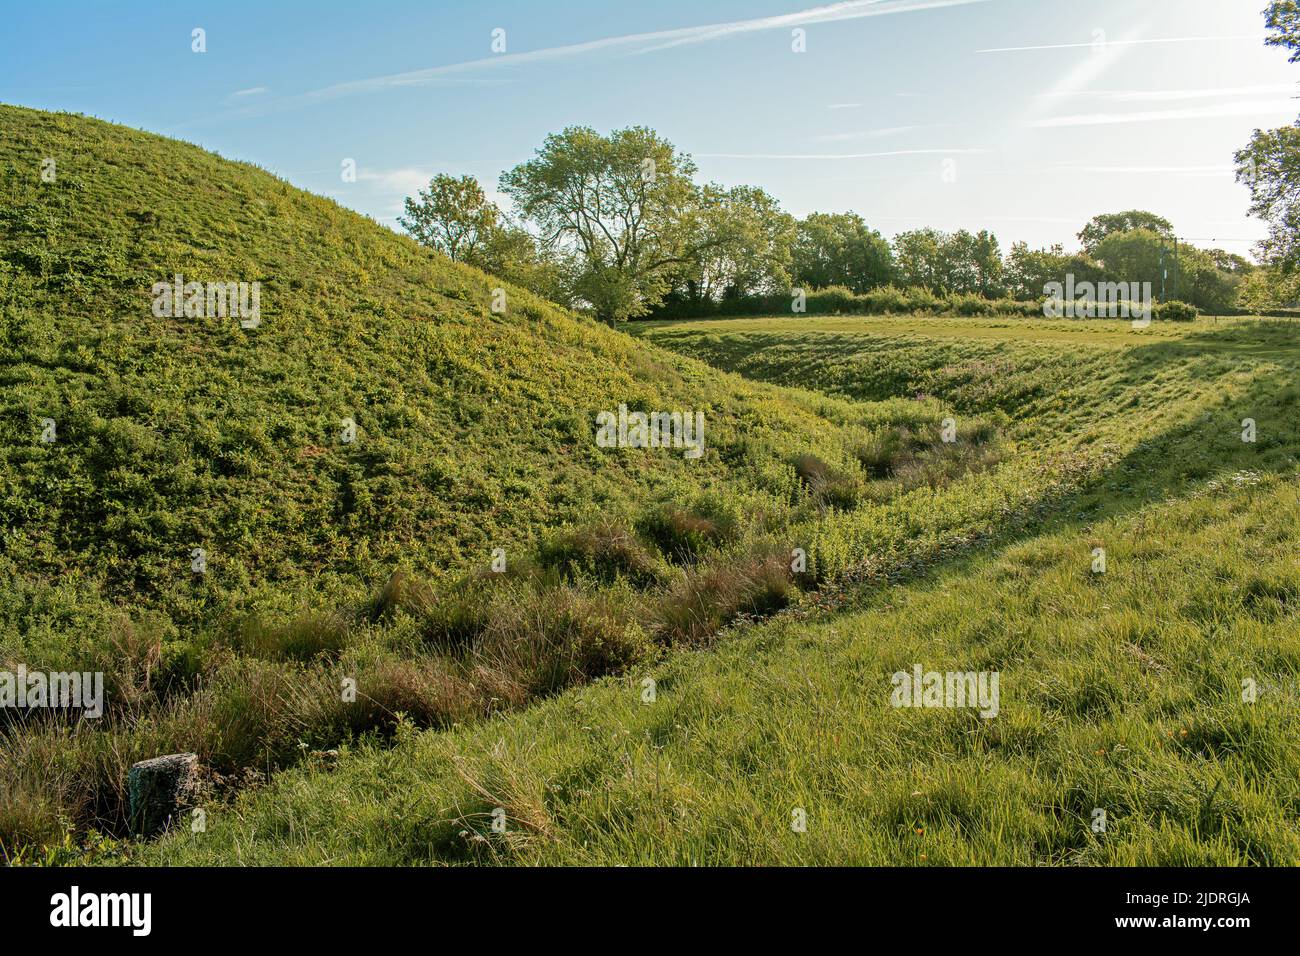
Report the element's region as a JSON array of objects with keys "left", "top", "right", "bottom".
[
  {"left": 129, "top": 313, "right": 1300, "bottom": 865},
  {"left": 136, "top": 470, "right": 1300, "bottom": 866},
  {"left": 0, "top": 108, "right": 1007, "bottom": 853},
  {"left": 5, "top": 107, "right": 1298, "bottom": 864}
]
